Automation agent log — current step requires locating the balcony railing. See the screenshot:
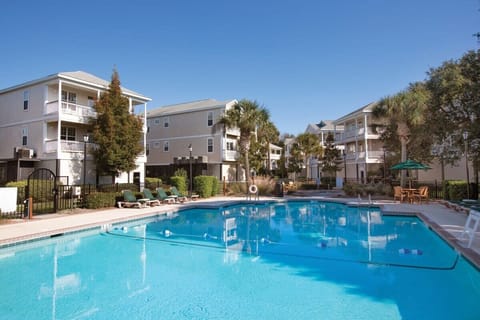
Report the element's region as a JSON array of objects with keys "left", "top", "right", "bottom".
[
  {"left": 45, "top": 139, "right": 95, "bottom": 153},
  {"left": 45, "top": 101, "right": 97, "bottom": 123},
  {"left": 223, "top": 150, "right": 238, "bottom": 161}
]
